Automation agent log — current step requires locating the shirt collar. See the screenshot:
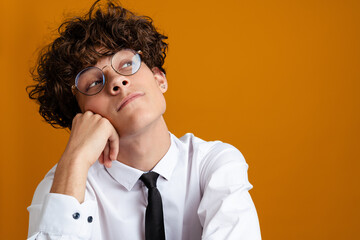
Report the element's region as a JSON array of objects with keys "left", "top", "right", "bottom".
[
  {"left": 152, "top": 132, "right": 179, "bottom": 181},
  {"left": 105, "top": 132, "right": 180, "bottom": 191}
]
